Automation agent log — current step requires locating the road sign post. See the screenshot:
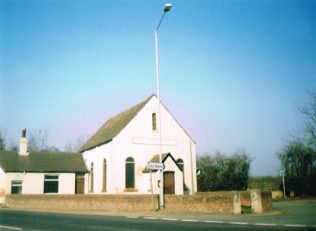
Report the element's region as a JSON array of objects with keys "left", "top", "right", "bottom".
[
  {"left": 280, "top": 170, "right": 286, "bottom": 199},
  {"left": 147, "top": 162, "right": 164, "bottom": 211}
]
